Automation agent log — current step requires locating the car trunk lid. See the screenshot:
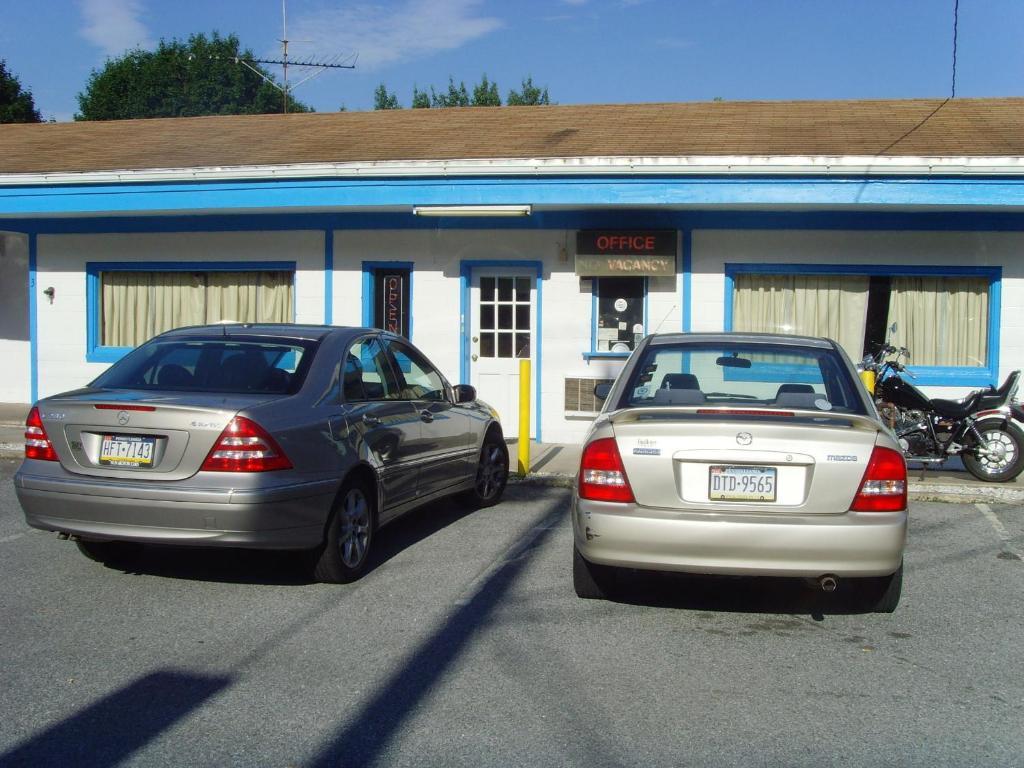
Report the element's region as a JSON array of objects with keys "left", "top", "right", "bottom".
[
  {"left": 608, "top": 407, "right": 883, "bottom": 514},
  {"left": 37, "top": 390, "right": 281, "bottom": 481}
]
